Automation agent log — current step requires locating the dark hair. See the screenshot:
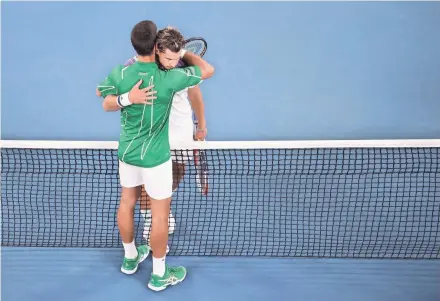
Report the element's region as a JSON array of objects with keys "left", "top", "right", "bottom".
[
  {"left": 156, "top": 27, "right": 185, "bottom": 53},
  {"left": 130, "top": 20, "right": 157, "bottom": 56}
]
